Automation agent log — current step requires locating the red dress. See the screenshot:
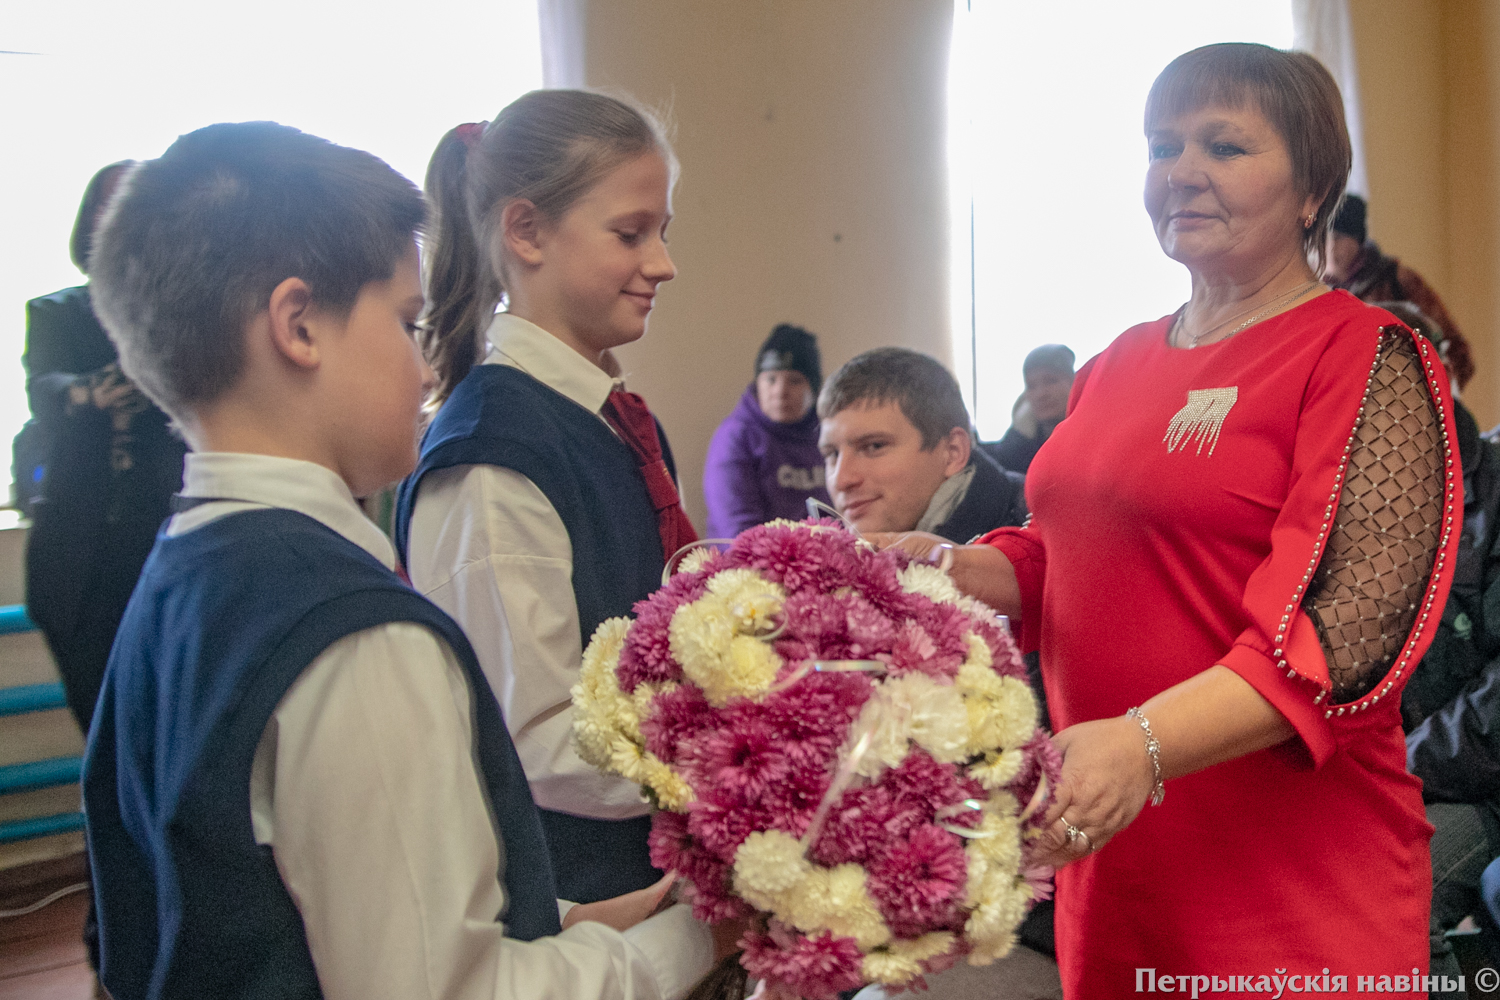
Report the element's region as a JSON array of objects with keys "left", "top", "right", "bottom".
[{"left": 983, "top": 291, "right": 1460, "bottom": 997}]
